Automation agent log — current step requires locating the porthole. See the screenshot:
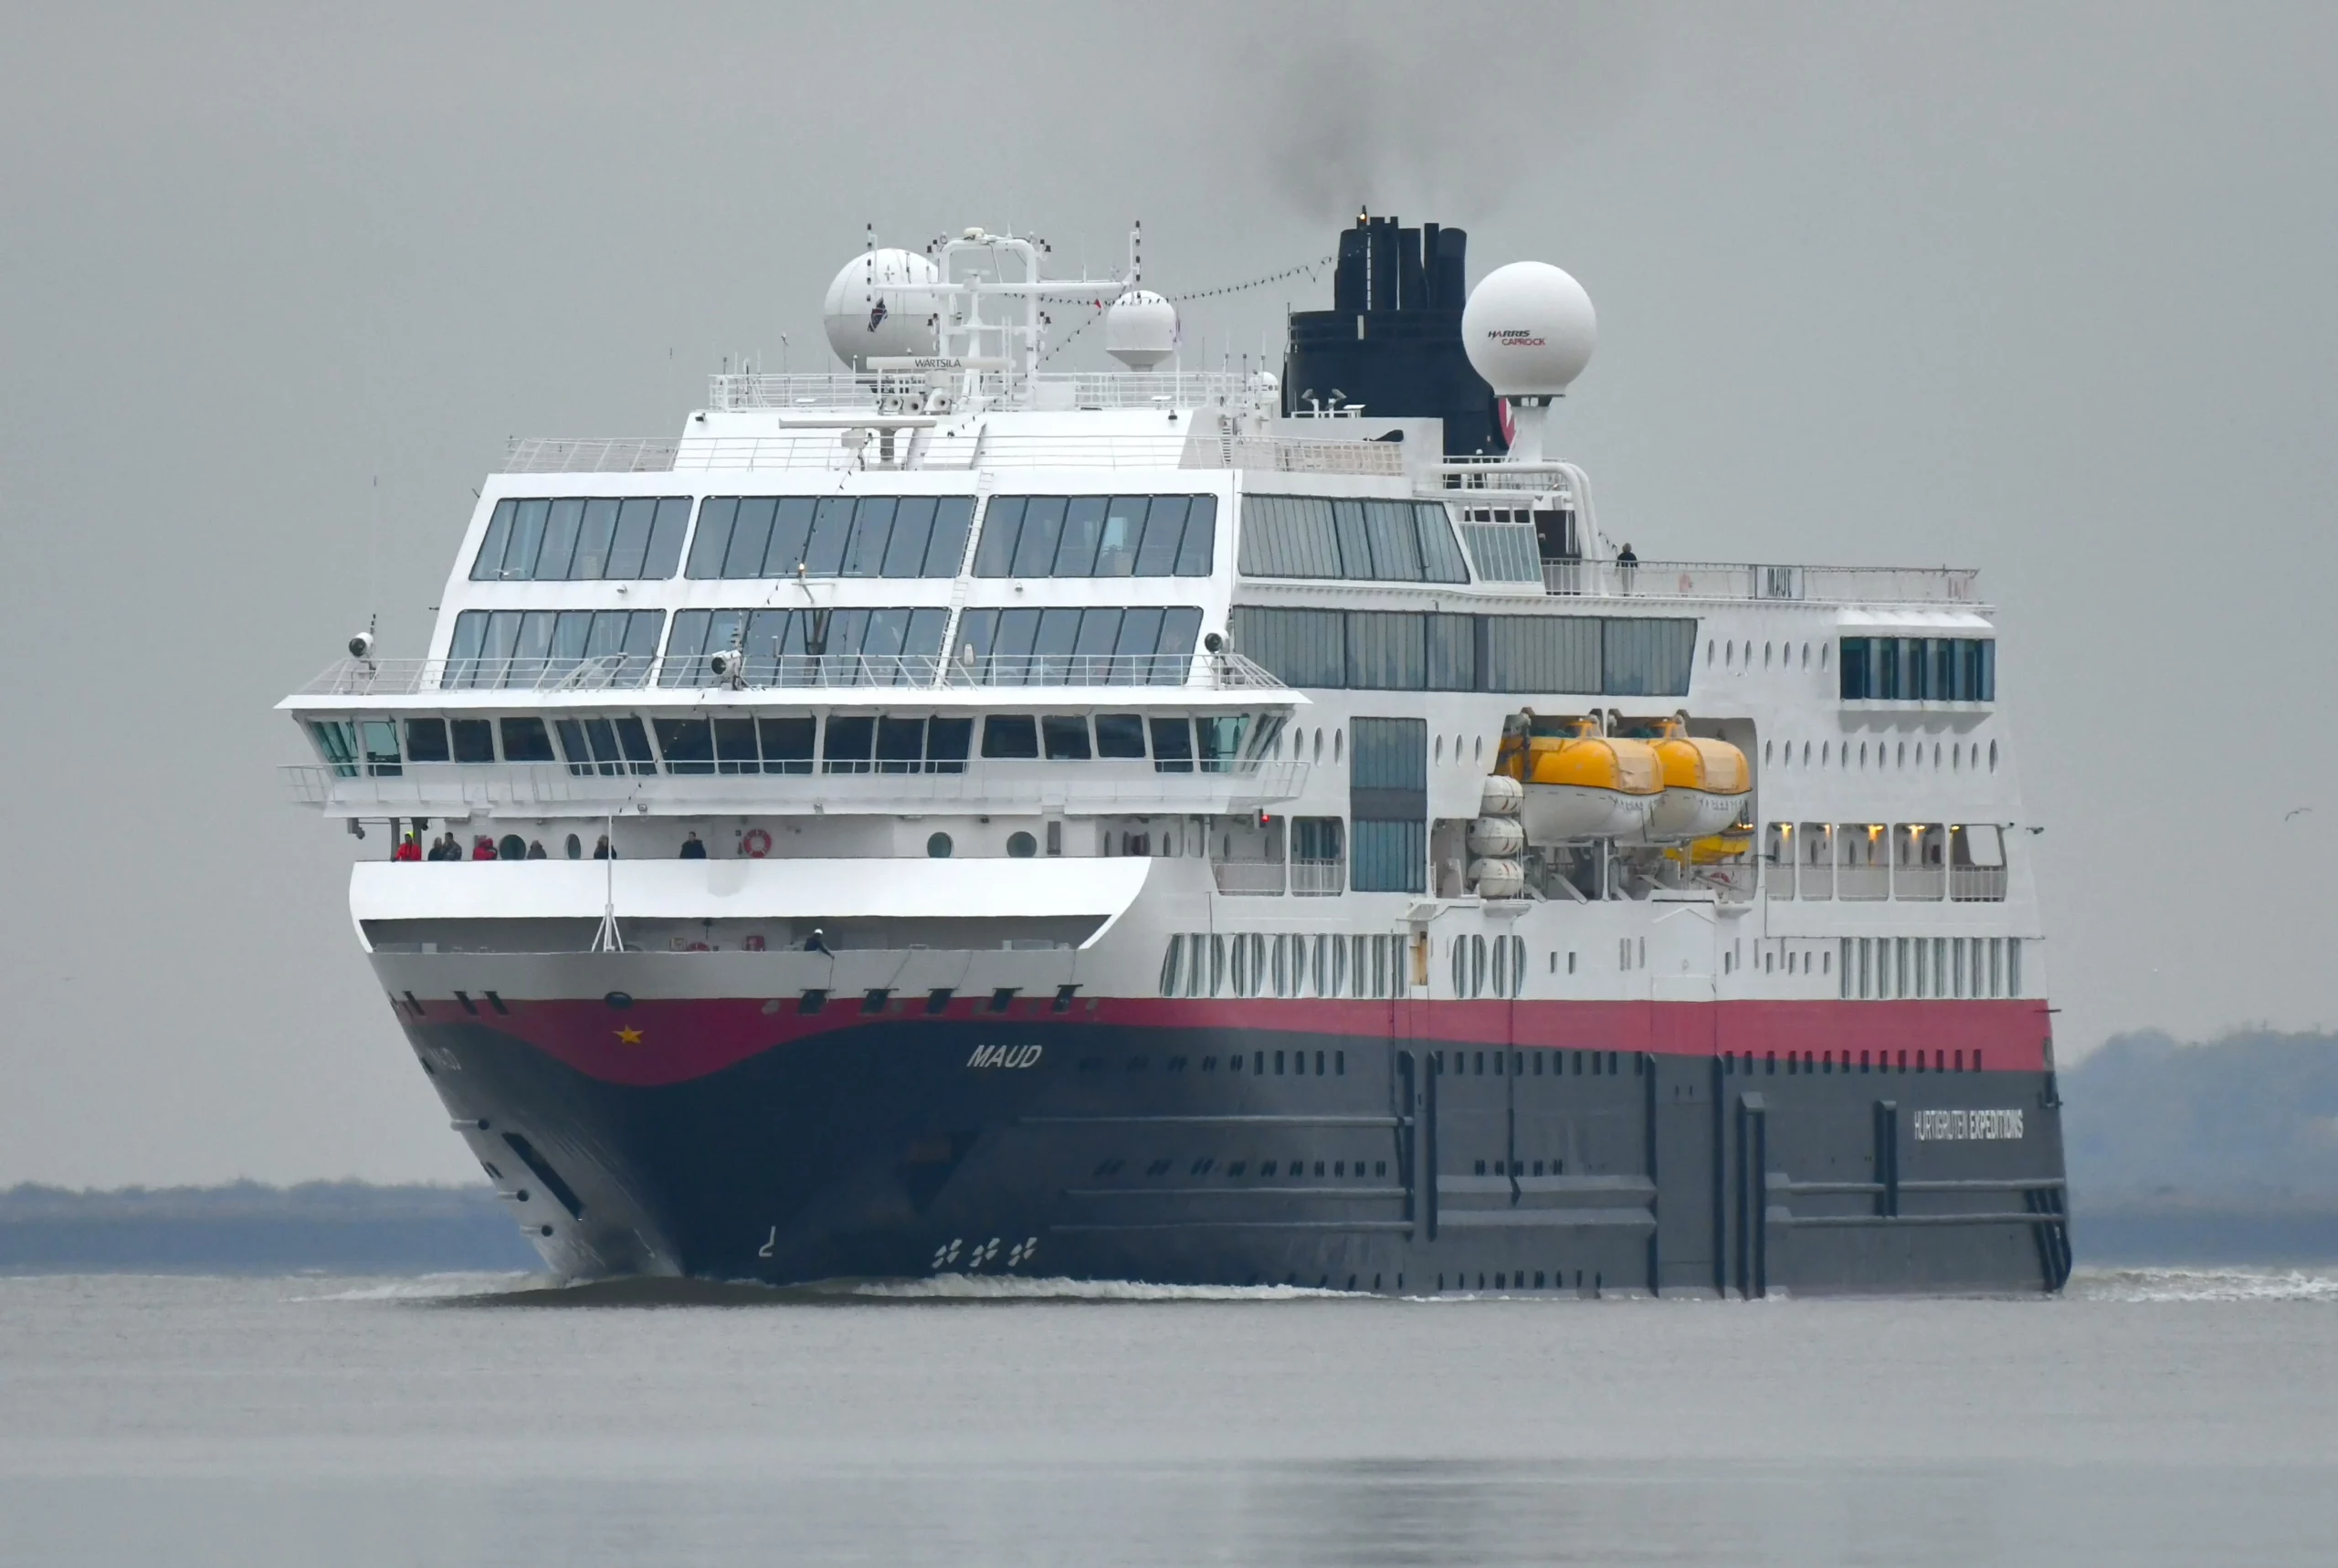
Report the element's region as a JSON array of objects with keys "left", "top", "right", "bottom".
[
  {"left": 1821, "top": 644, "right": 1830, "bottom": 669},
  {"left": 1859, "top": 742, "right": 1867, "bottom": 766},
  {"left": 1764, "top": 740, "right": 1773, "bottom": 764},
  {"left": 1312, "top": 729, "right": 1323, "bottom": 763},
  {"left": 1822, "top": 741, "right": 1831, "bottom": 765},
  {"left": 1953, "top": 744, "right": 1962, "bottom": 771},
  {"left": 1896, "top": 742, "right": 1905, "bottom": 768},
  {"left": 1435, "top": 734, "right": 1446, "bottom": 763},
  {"left": 1725, "top": 639, "right": 1734, "bottom": 666},
  {"left": 1474, "top": 736, "right": 1484, "bottom": 763},
  {"left": 1802, "top": 741, "right": 1812, "bottom": 766},
  {"left": 1333, "top": 731, "right": 1343, "bottom": 763},
  {"left": 927, "top": 832, "right": 953, "bottom": 858},
  {"left": 1802, "top": 642, "right": 1811, "bottom": 668},
  {"left": 1707, "top": 638, "right": 1717, "bottom": 664},
  {"left": 1006, "top": 831, "right": 1037, "bottom": 858},
  {"left": 1989, "top": 740, "right": 1998, "bottom": 771},
  {"left": 1933, "top": 742, "right": 1942, "bottom": 768},
  {"left": 1764, "top": 641, "right": 1773, "bottom": 667},
  {"left": 564, "top": 834, "right": 581, "bottom": 859}
]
